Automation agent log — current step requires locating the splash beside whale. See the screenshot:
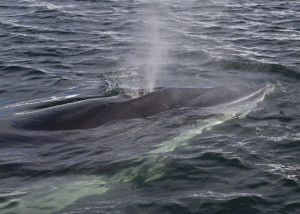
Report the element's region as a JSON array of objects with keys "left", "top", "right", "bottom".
[{"left": 13, "top": 82, "right": 270, "bottom": 131}]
